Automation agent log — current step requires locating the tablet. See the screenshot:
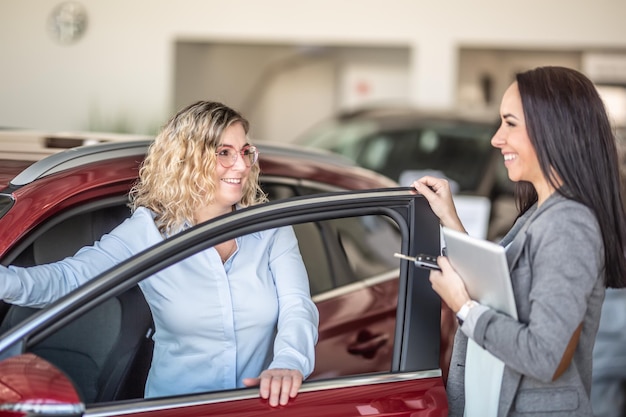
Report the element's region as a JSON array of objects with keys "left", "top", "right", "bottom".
[{"left": 442, "top": 226, "right": 518, "bottom": 319}]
